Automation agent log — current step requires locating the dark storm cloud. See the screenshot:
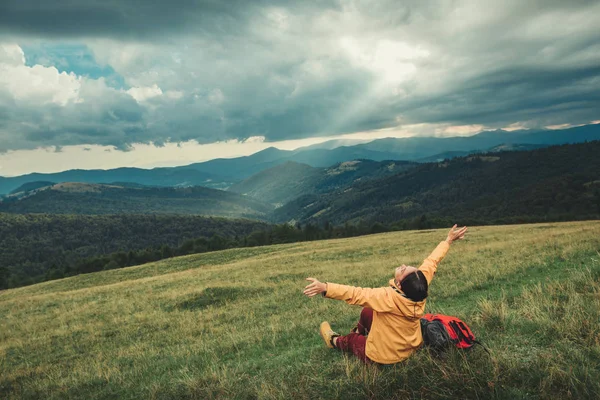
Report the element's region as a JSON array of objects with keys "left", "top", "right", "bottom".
[
  {"left": 221, "top": 70, "right": 382, "bottom": 141},
  {"left": 400, "top": 63, "right": 600, "bottom": 128},
  {"left": 0, "top": 1, "right": 234, "bottom": 38},
  {"left": 0, "top": 0, "right": 599, "bottom": 151},
  {"left": 0, "top": 0, "right": 338, "bottom": 39}
]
